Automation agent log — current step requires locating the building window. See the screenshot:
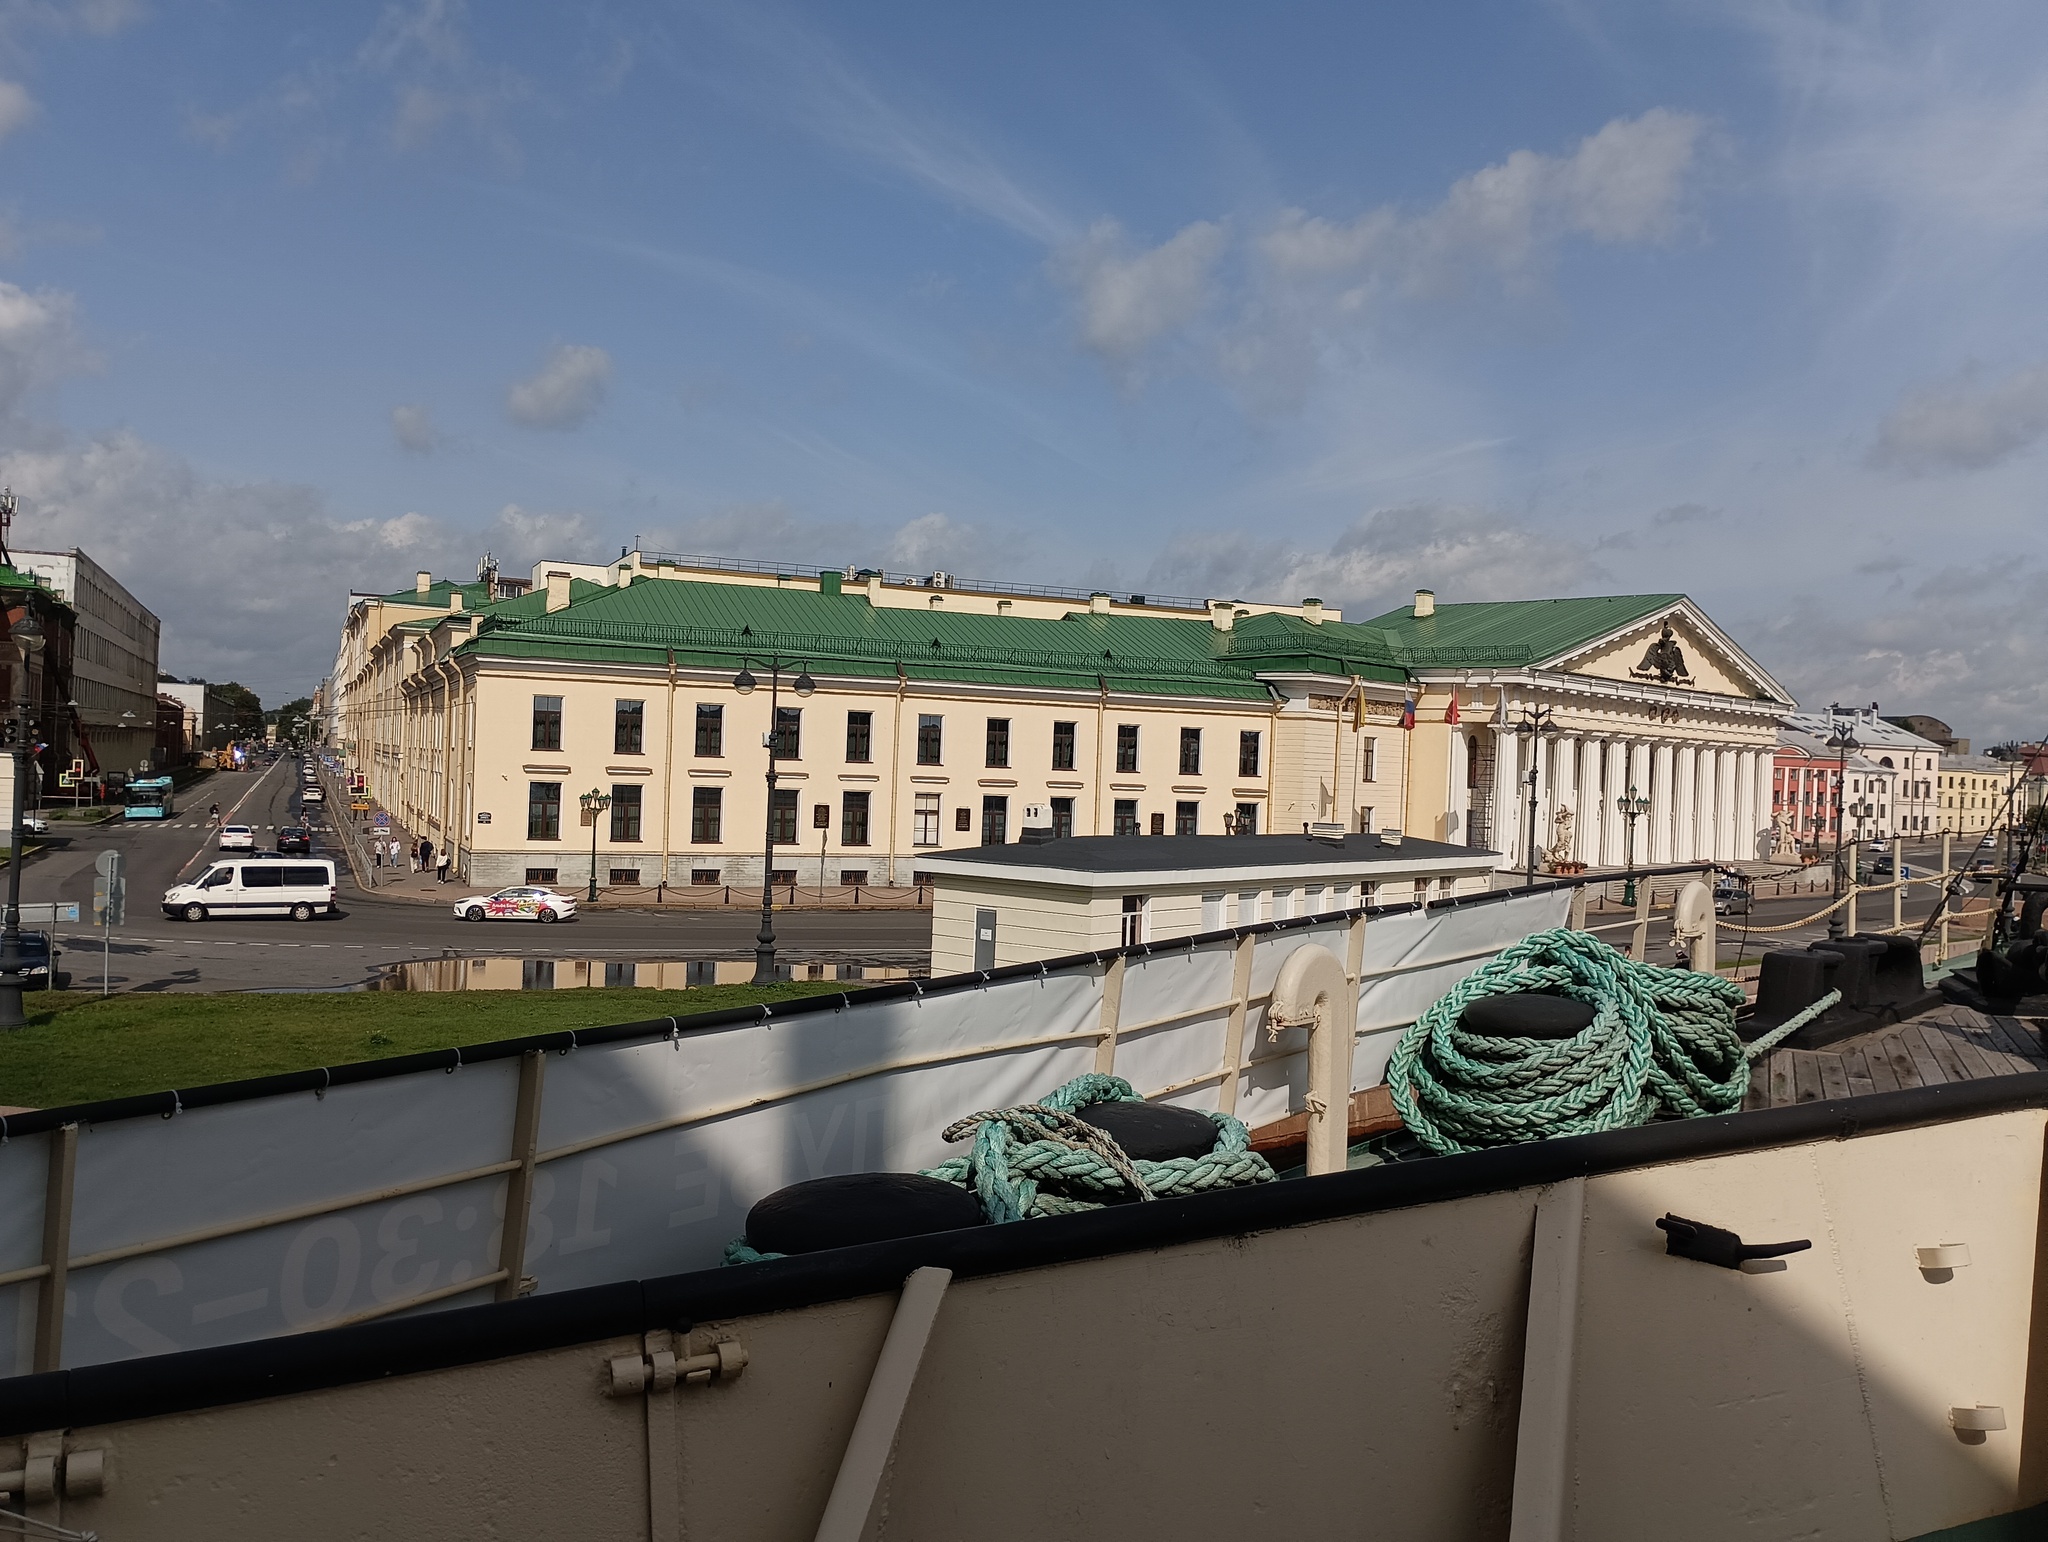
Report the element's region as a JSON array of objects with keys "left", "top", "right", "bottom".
[
  {"left": 840, "top": 869, "right": 869, "bottom": 886},
  {"left": 1237, "top": 891, "right": 1259, "bottom": 925},
  {"left": 1239, "top": 730, "right": 1261, "bottom": 778},
  {"left": 1175, "top": 800, "right": 1199, "bottom": 836},
  {"left": 1121, "top": 895, "right": 1147, "bottom": 947},
  {"left": 917, "top": 714, "right": 943, "bottom": 765},
  {"left": 1116, "top": 724, "right": 1139, "bottom": 774},
  {"left": 525, "top": 868, "right": 559, "bottom": 885},
  {"left": 690, "top": 869, "right": 721, "bottom": 885},
  {"left": 1361, "top": 738, "right": 1377, "bottom": 782},
  {"left": 1149, "top": 811, "right": 1165, "bottom": 836},
  {"left": 845, "top": 711, "right": 873, "bottom": 763},
  {"left": 1051, "top": 796, "right": 1074, "bottom": 839},
  {"left": 914, "top": 793, "right": 940, "bottom": 846},
  {"left": 1052, "top": 720, "right": 1077, "bottom": 771},
  {"left": 608, "top": 870, "right": 641, "bottom": 888},
  {"left": 1234, "top": 801, "right": 1258, "bottom": 835},
  {"left": 691, "top": 787, "right": 722, "bottom": 844},
  {"left": 614, "top": 700, "right": 644, "bottom": 754},
  {"left": 1359, "top": 806, "right": 1375, "bottom": 832},
  {"left": 954, "top": 806, "right": 972, "bottom": 832},
  {"left": 981, "top": 796, "right": 1008, "bottom": 846},
  {"left": 842, "top": 791, "right": 871, "bottom": 846},
  {"left": 770, "top": 788, "right": 799, "bottom": 844},
  {"left": 531, "top": 696, "right": 562, "bottom": 752},
  {"left": 695, "top": 704, "right": 723, "bottom": 757},
  {"left": 1113, "top": 799, "right": 1139, "bottom": 836},
  {"left": 772, "top": 707, "right": 801, "bottom": 760},
  {"left": 609, "top": 784, "right": 643, "bottom": 841},
  {"left": 527, "top": 781, "right": 561, "bottom": 840},
  {"left": 1179, "top": 727, "right": 1201, "bottom": 776},
  {"left": 985, "top": 718, "right": 1010, "bottom": 769}
]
